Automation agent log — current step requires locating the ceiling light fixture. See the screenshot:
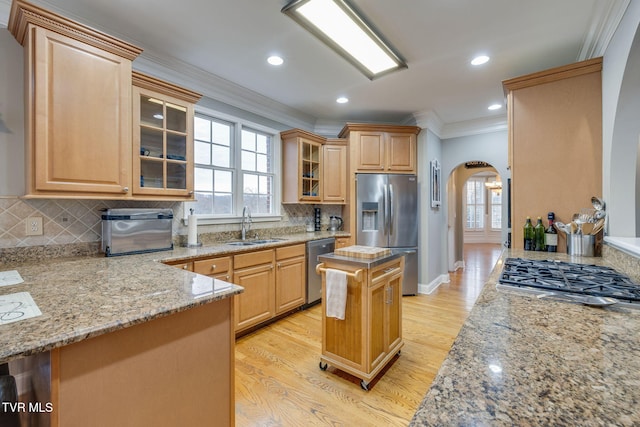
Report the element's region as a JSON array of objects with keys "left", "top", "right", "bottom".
[
  {"left": 471, "top": 55, "right": 490, "bottom": 66},
  {"left": 282, "top": 0, "right": 407, "bottom": 80},
  {"left": 267, "top": 55, "right": 284, "bottom": 66},
  {"left": 488, "top": 104, "right": 502, "bottom": 111},
  {"left": 336, "top": 97, "right": 349, "bottom": 104}
]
